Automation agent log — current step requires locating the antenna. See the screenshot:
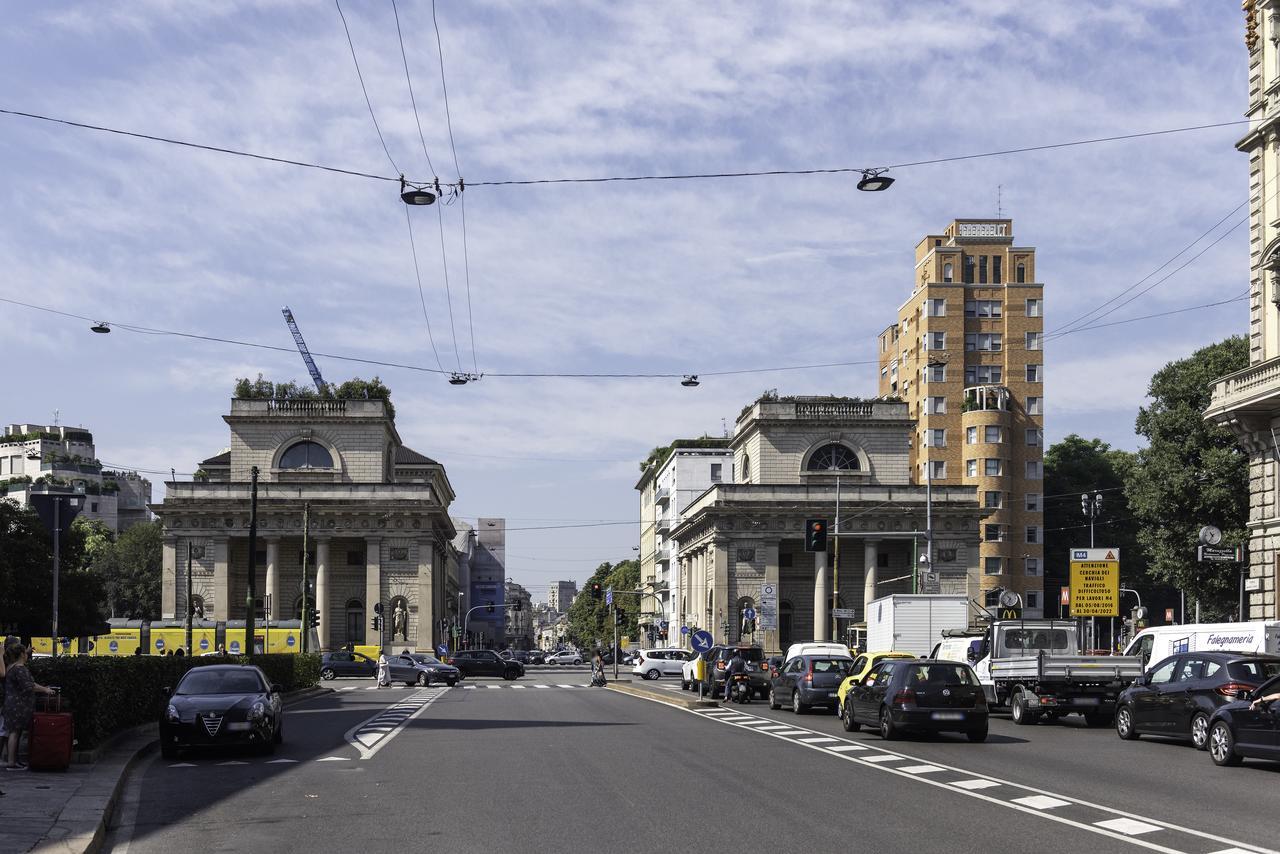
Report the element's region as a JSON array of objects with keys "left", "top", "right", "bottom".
[
  {"left": 281, "top": 307, "right": 328, "bottom": 394},
  {"left": 53, "top": 408, "right": 60, "bottom": 427},
  {"left": 997, "top": 184, "right": 1003, "bottom": 218},
  {"left": 721, "top": 417, "right": 728, "bottom": 438}
]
